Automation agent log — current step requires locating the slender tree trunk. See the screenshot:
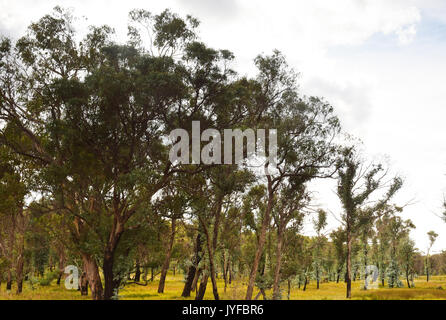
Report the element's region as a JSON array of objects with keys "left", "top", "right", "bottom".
[
  {"left": 287, "top": 279, "right": 291, "bottom": 300},
  {"left": 183, "top": 241, "right": 200, "bottom": 297},
  {"left": 15, "top": 238, "right": 24, "bottom": 294},
  {"left": 6, "top": 270, "right": 12, "bottom": 291},
  {"left": 56, "top": 248, "right": 66, "bottom": 285},
  {"left": 246, "top": 189, "right": 274, "bottom": 300},
  {"left": 222, "top": 251, "right": 228, "bottom": 293},
  {"left": 134, "top": 260, "right": 141, "bottom": 283},
  {"left": 196, "top": 273, "right": 209, "bottom": 300},
  {"left": 14, "top": 207, "right": 27, "bottom": 294},
  {"left": 182, "top": 234, "right": 202, "bottom": 297},
  {"left": 158, "top": 218, "right": 176, "bottom": 293},
  {"left": 199, "top": 196, "right": 223, "bottom": 300},
  {"left": 207, "top": 250, "right": 219, "bottom": 300},
  {"left": 272, "top": 229, "right": 284, "bottom": 300},
  {"left": 336, "top": 267, "right": 341, "bottom": 283},
  {"left": 191, "top": 268, "right": 201, "bottom": 292},
  {"left": 346, "top": 227, "right": 352, "bottom": 299}
]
